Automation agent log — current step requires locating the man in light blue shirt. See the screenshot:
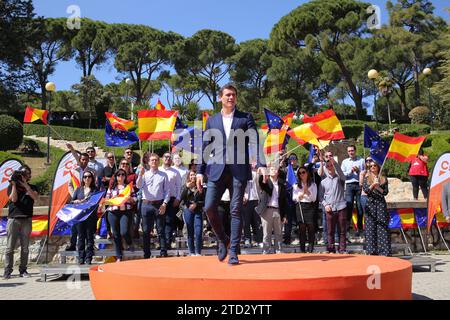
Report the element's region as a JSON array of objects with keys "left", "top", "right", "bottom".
[
  {"left": 137, "top": 153, "right": 171, "bottom": 258},
  {"left": 340, "top": 145, "right": 365, "bottom": 238}
]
